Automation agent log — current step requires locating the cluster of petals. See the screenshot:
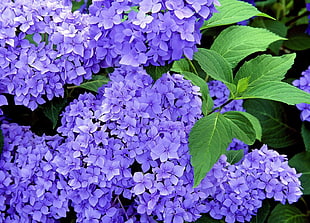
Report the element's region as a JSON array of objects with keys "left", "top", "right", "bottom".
[
  {"left": 293, "top": 66, "right": 310, "bottom": 121},
  {"left": 0, "top": 66, "right": 303, "bottom": 223},
  {"left": 199, "top": 145, "right": 302, "bottom": 223},
  {"left": 0, "top": 0, "right": 218, "bottom": 110}
]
